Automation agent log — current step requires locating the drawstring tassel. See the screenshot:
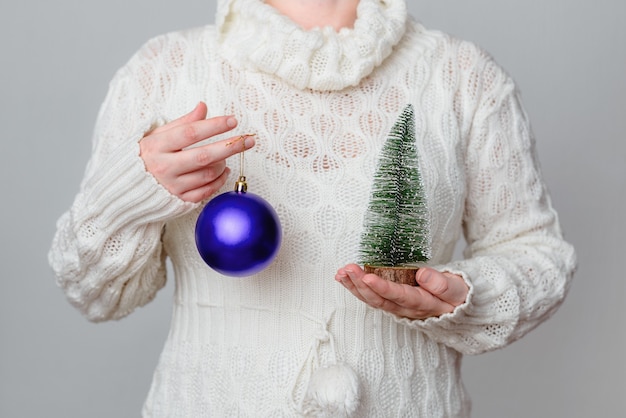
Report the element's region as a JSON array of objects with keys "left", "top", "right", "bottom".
[{"left": 302, "top": 362, "right": 361, "bottom": 418}]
